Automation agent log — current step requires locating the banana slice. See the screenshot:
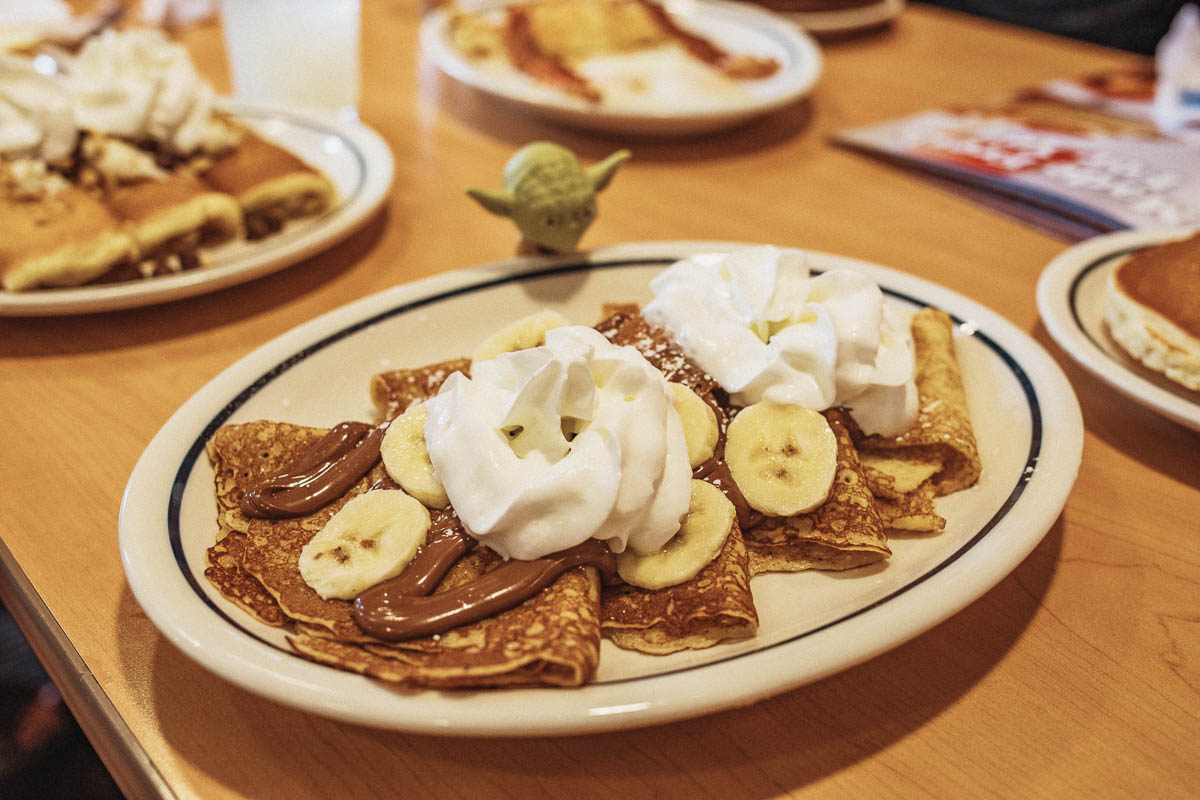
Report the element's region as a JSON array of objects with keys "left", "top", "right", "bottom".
[
  {"left": 725, "top": 402, "right": 837, "bottom": 516},
  {"left": 298, "top": 489, "right": 430, "bottom": 600},
  {"left": 616, "top": 480, "right": 734, "bottom": 590},
  {"left": 669, "top": 382, "right": 719, "bottom": 468},
  {"left": 471, "top": 309, "right": 571, "bottom": 366},
  {"left": 380, "top": 404, "right": 450, "bottom": 509}
]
